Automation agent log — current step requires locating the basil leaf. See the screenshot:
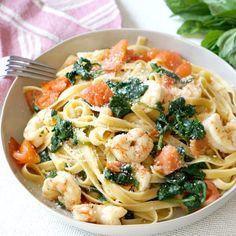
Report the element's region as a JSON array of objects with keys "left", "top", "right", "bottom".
[
  {"left": 165, "top": 0, "right": 209, "bottom": 15},
  {"left": 177, "top": 20, "right": 204, "bottom": 35},
  {"left": 201, "top": 30, "right": 224, "bottom": 53},
  {"left": 217, "top": 28, "right": 236, "bottom": 68},
  {"left": 202, "top": 0, "right": 236, "bottom": 18}
]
